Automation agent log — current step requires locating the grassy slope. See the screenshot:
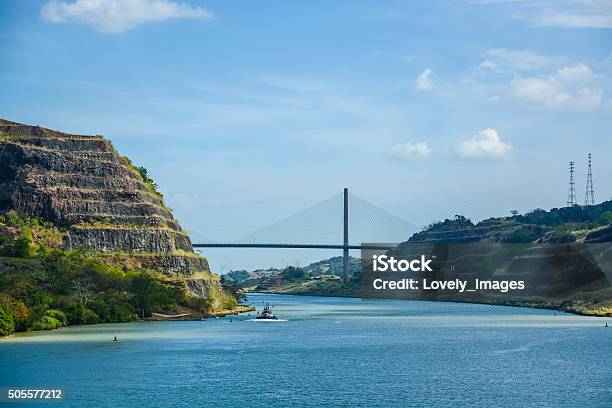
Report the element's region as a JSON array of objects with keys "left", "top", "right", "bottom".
[{"left": 0, "top": 212, "right": 246, "bottom": 337}]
